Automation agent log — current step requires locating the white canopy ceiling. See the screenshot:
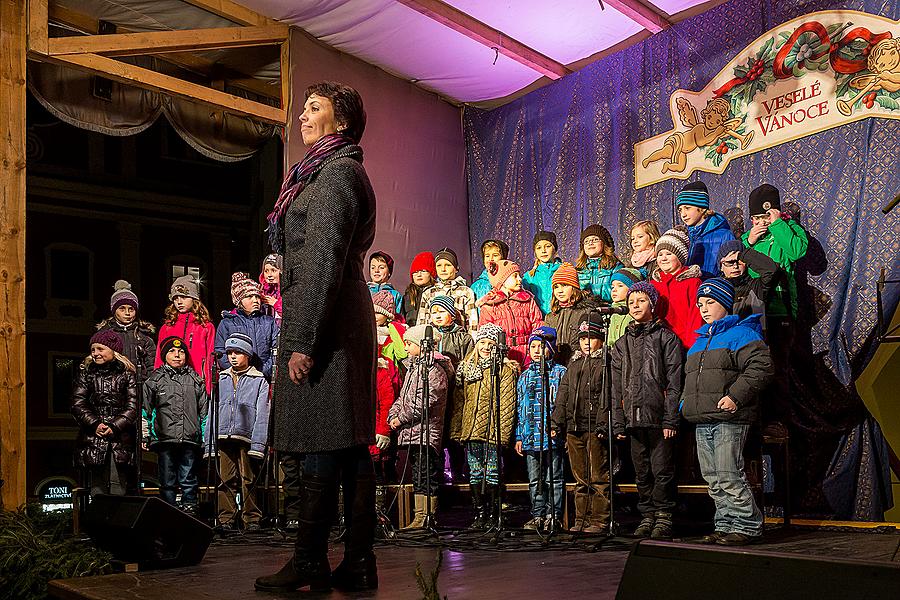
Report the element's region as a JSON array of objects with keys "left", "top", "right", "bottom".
[{"left": 238, "top": 0, "right": 715, "bottom": 103}]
